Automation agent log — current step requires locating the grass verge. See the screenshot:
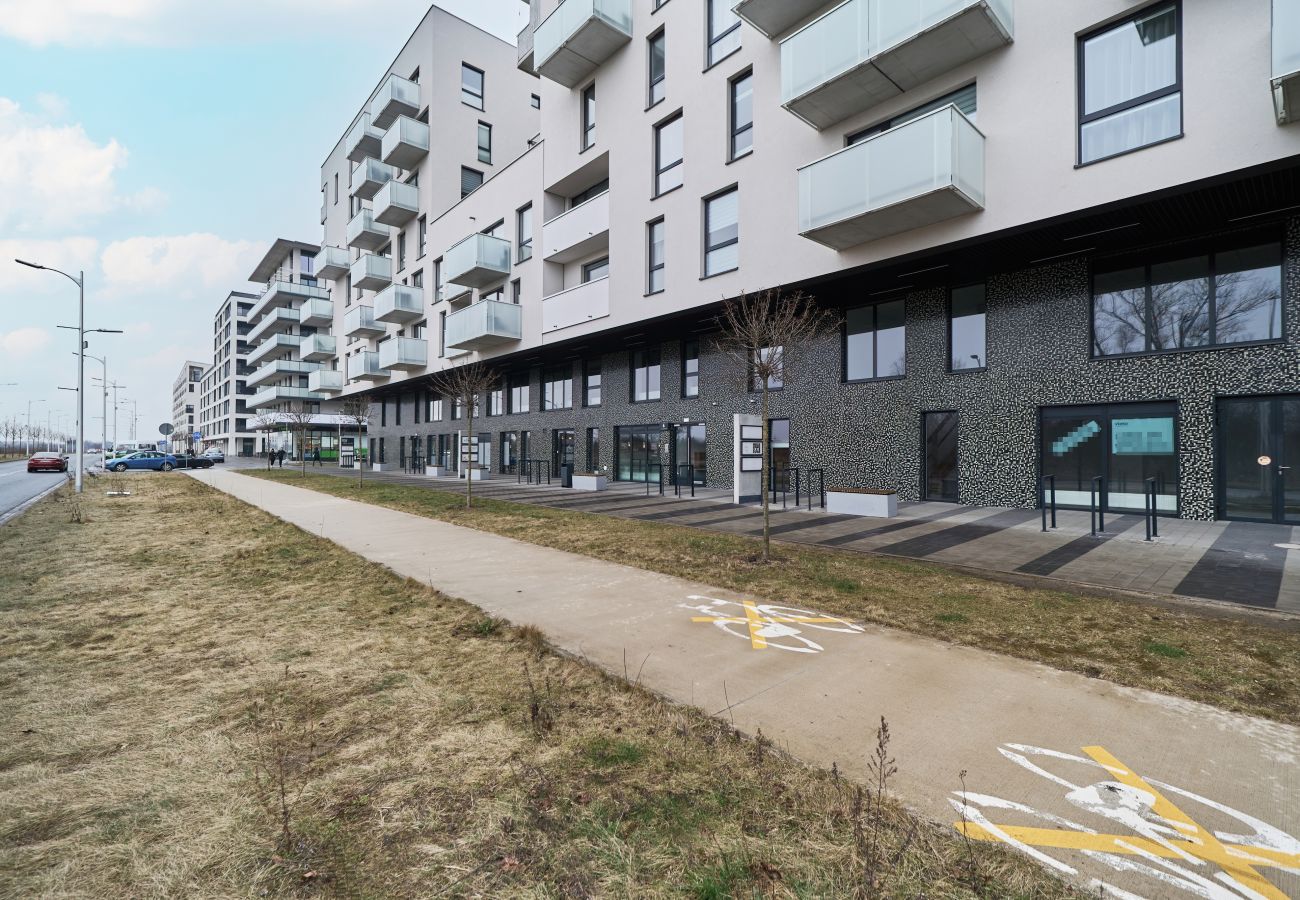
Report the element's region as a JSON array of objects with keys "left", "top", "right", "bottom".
[
  {"left": 247, "top": 470, "right": 1299, "bottom": 726},
  {"left": 0, "top": 476, "right": 1080, "bottom": 898}
]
